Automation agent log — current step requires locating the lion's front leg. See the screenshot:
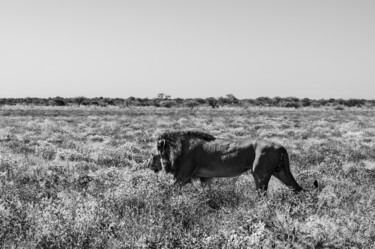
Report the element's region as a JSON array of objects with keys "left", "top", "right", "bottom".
[{"left": 174, "top": 161, "right": 198, "bottom": 188}]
